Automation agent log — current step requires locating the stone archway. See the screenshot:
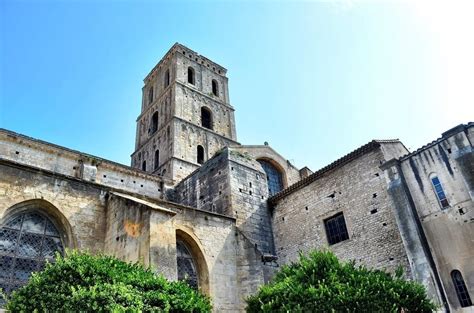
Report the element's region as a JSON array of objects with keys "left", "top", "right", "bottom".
[
  {"left": 0, "top": 199, "right": 75, "bottom": 305},
  {"left": 175, "top": 228, "right": 210, "bottom": 295}
]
